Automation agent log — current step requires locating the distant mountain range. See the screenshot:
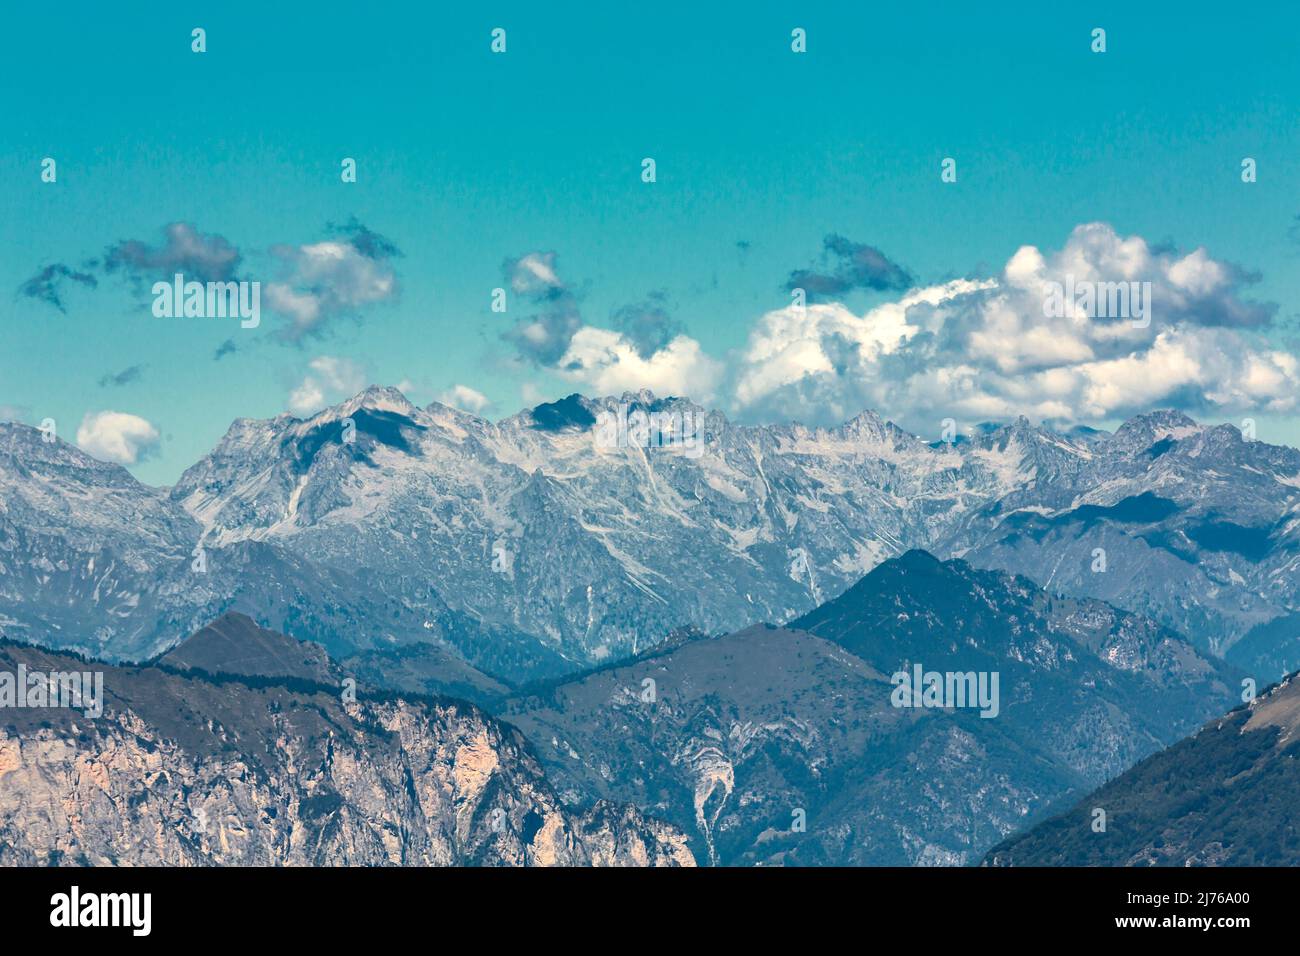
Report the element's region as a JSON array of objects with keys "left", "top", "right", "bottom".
[
  {"left": 984, "top": 670, "right": 1300, "bottom": 866},
  {"left": 3, "top": 387, "right": 1298, "bottom": 689}
]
